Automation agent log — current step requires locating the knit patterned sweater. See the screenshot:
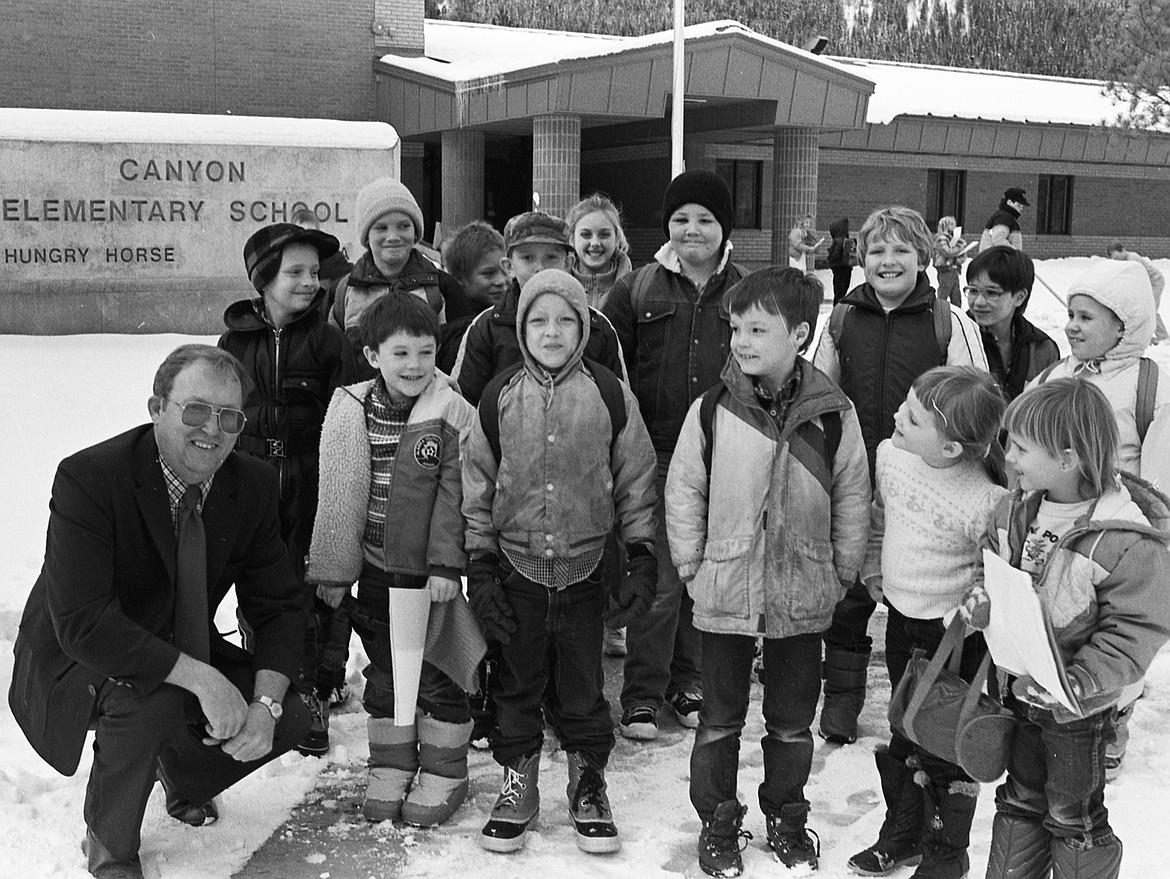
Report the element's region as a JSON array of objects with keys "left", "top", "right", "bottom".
[{"left": 862, "top": 440, "right": 1006, "bottom": 619}]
